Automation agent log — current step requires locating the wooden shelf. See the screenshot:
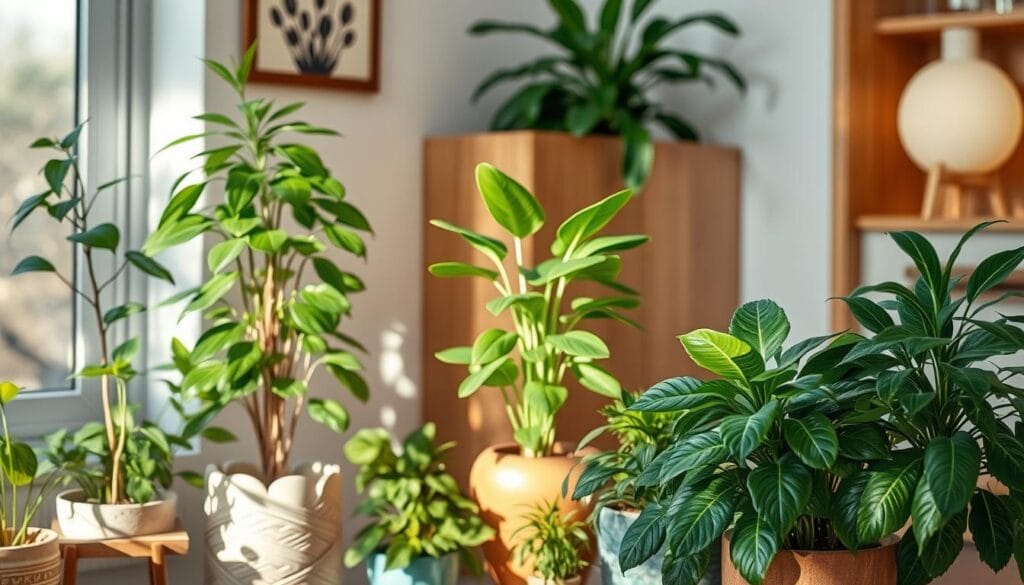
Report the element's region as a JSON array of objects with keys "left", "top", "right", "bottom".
[
  {"left": 856, "top": 214, "right": 1024, "bottom": 233},
  {"left": 876, "top": 10, "right": 1024, "bottom": 36}
]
